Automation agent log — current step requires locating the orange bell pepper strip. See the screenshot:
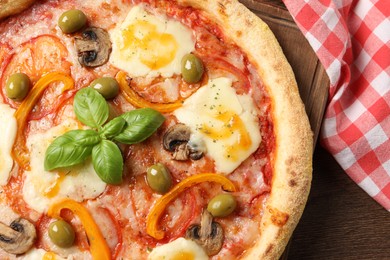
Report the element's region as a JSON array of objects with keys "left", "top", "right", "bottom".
[
  {"left": 146, "top": 173, "right": 236, "bottom": 240},
  {"left": 11, "top": 72, "right": 74, "bottom": 170},
  {"left": 48, "top": 198, "right": 111, "bottom": 260},
  {"left": 116, "top": 71, "right": 183, "bottom": 113}
]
